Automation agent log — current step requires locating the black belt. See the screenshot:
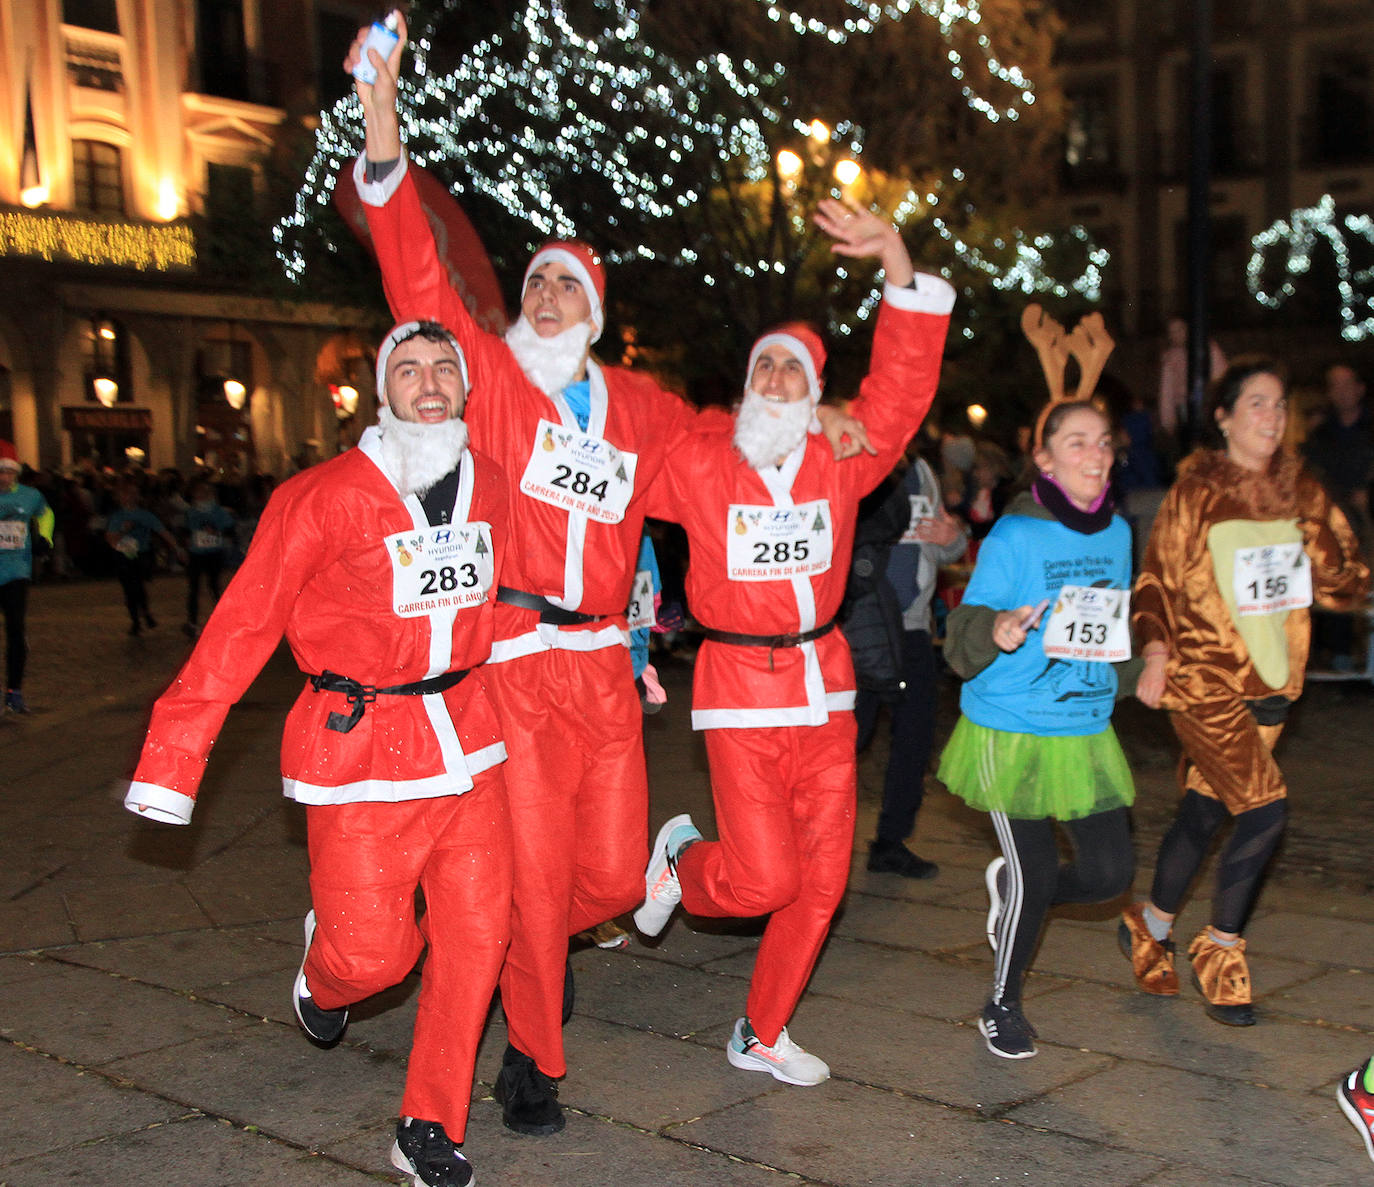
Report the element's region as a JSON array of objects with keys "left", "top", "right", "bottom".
[
  {"left": 309, "top": 668, "right": 470, "bottom": 734},
  {"left": 496, "top": 585, "right": 605, "bottom": 627},
  {"left": 700, "top": 620, "right": 836, "bottom": 670}
]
